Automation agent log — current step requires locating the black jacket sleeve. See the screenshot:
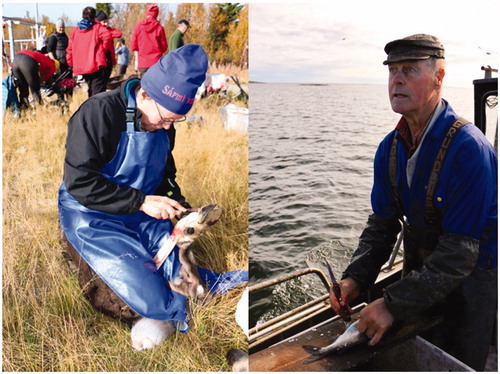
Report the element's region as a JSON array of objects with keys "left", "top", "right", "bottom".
[
  {"left": 342, "top": 213, "right": 401, "bottom": 292},
  {"left": 47, "top": 34, "right": 57, "bottom": 55},
  {"left": 63, "top": 95, "right": 145, "bottom": 214},
  {"left": 384, "top": 232, "right": 478, "bottom": 320}
]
